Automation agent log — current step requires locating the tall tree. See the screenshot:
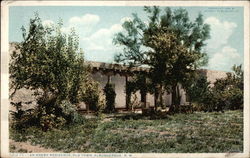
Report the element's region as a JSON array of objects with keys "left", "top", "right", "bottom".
[
  {"left": 9, "top": 14, "right": 99, "bottom": 129},
  {"left": 10, "top": 14, "right": 86, "bottom": 104},
  {"left": 113, "top": 6, "right": 210, "bottom": 109}
]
